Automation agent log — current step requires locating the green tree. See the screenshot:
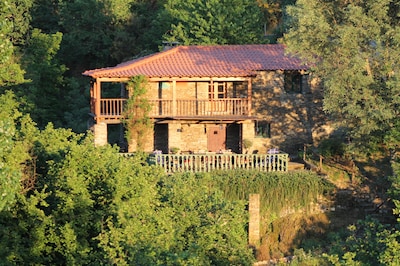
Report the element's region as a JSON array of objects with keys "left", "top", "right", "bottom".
[
  {"left": 257, "top": 0, "right": 296, "bottom": 42},
  {"left": 30, "top": 0, "right": 62, "bottom": 34},
  {"left": 323, "top": 217, "right": 400, "bottom": 265},
  {"left": 0, "top": 92, "right": 25, "bottom": 211},
  {"left": 98, "top": 171, "right": 255, "bottom": 265},
  {"left": 0, "top": 91, "right": 37, "bottom": 211},
  {"left": 4, "top": 0, "right": 33, "bottom": 45},
  {"left": 283, "top": 0, "right": 400, "bottom": 148},
  {"left": 1, "top": 125, "right": 255, "bottom": 264},
  {"left": 62, "top": 76, "right": 91, "bottom": 132},
  {"left": 163, "top": 0, "right": 265, "bottom": 45},
  {"left": 57, "top": 0, "right": 114, "bottom": 74},
  {"left": 284, "top": 1, "right": 400, "bottom": 263},
  {"left": 21, "top": 28, "right": 67, "bottom": 128},
  {"left": 113, "top": 0, "right": 168, "bottom": 58},
  {"left": 0, "top": 1, "right": 30, "bottom": 86}
]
